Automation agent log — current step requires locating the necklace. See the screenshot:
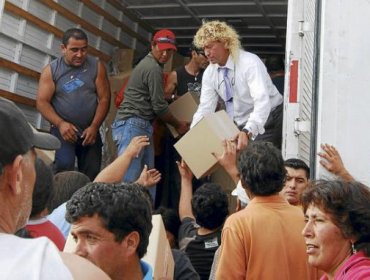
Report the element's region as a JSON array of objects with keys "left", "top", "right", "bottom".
[{"left": 185, "top": 64, "right": 199, "bottom": 82}]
